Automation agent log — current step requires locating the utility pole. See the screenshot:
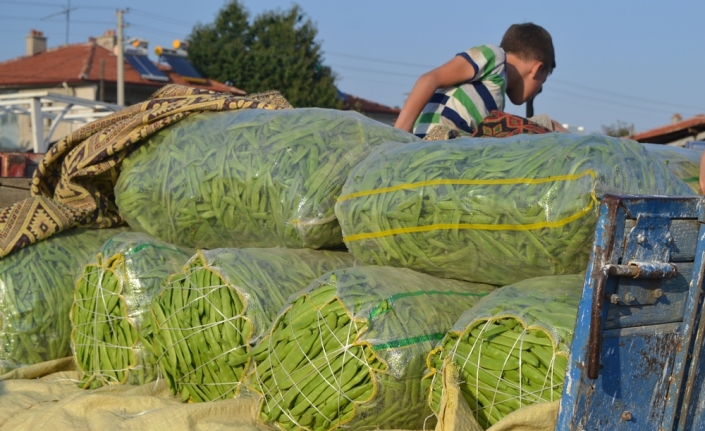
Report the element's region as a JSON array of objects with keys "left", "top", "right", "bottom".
[{"left": 116, "top": 9, "right": 127, "bottom": 106}]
